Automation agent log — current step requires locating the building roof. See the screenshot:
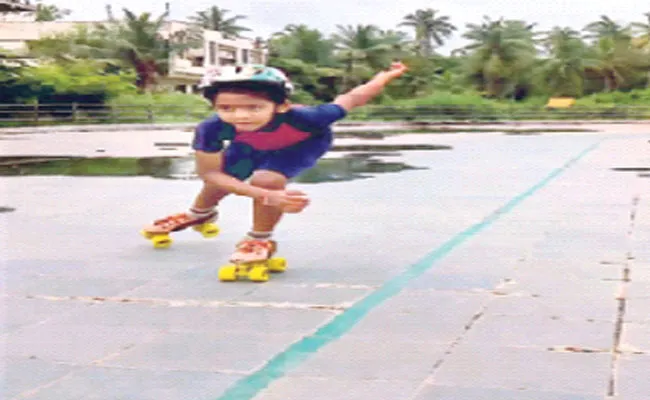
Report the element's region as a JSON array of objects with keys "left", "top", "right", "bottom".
[{"left": 0, "top": 0, "right": 36, "bottom": 12}]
